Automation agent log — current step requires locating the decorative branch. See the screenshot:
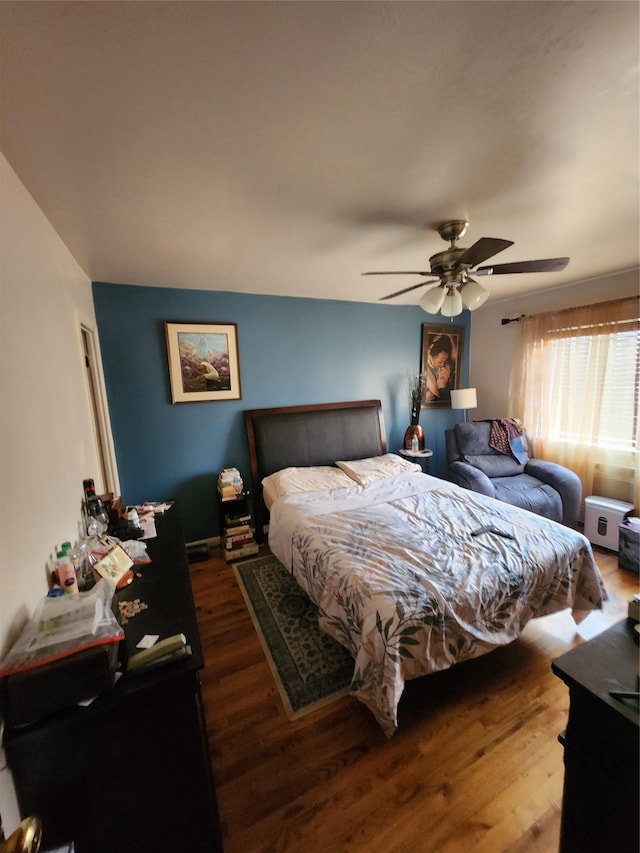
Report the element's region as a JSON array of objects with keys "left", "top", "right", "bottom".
[{"left": 407, "top": 372, "right": 427, "bottom": 425}]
